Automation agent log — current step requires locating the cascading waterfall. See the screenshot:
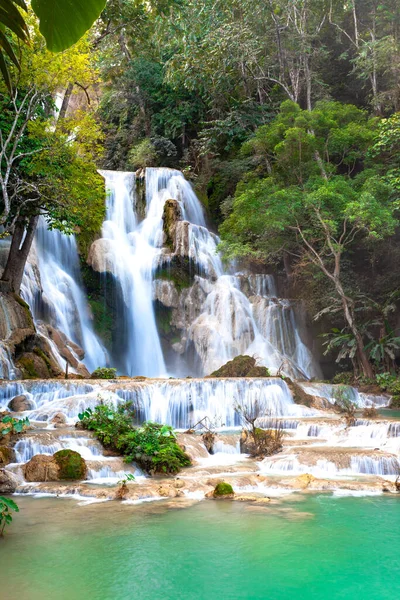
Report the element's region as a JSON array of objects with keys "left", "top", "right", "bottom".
[
  {"left": 98, "top": 170, "right": 167, "bottom": 376},
  {"left": 21, "top": 218, "right": 107, "bottom": 372},
  {"left": 95, "top": 168, "right": 319, "bottom": 378}
]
